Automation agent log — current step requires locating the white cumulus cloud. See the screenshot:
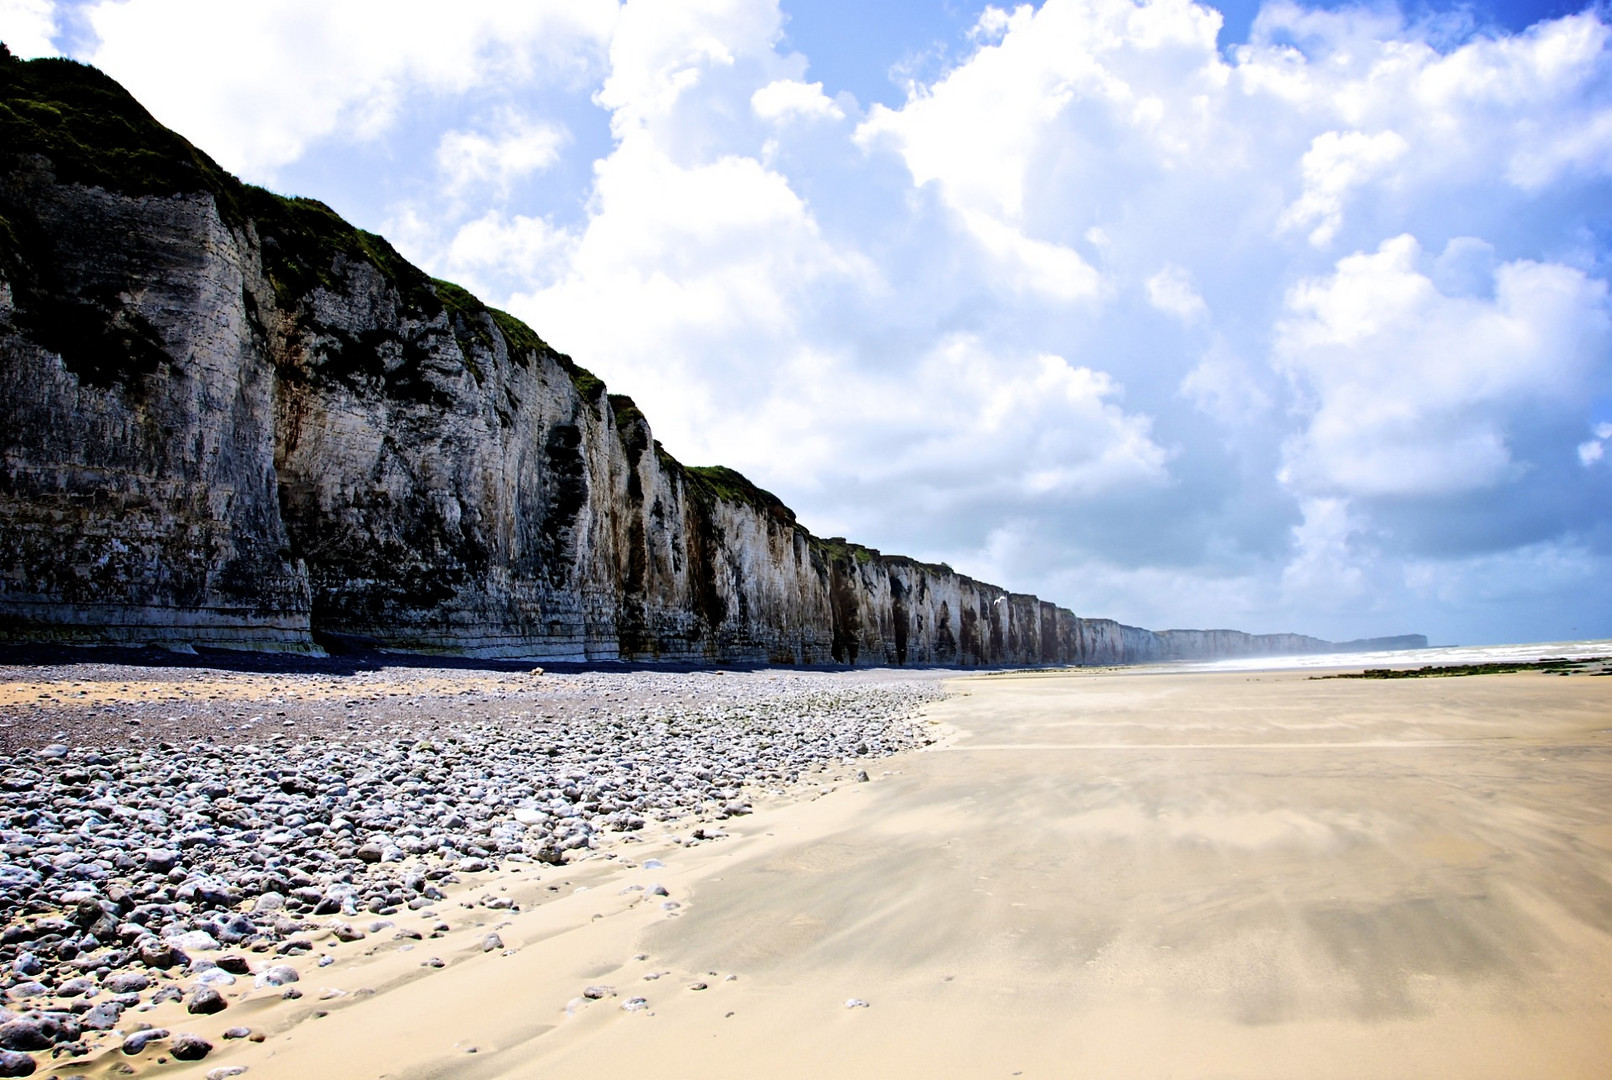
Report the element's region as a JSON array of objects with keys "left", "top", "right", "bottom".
[
  {"left": 1146, "top": 264, "right": 1208, "bottom": 322},
  {"left": 436, "top": 114, "right": 568, "bottom": 197},
  {"left": 751, "top": 78, "right": 843, "bottom": 122},
  {"left": 1279, "top": 129, "right": 1409, "bottom": 247},
  {"left": 81, "top": 0, "right": 617, "bottom": 177},
  {"left": 1, "top": 0, "right": 57, "bottom": 57},
  {"left": 1275, "top": 234, "right": 1610, "bottom": 498}
]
